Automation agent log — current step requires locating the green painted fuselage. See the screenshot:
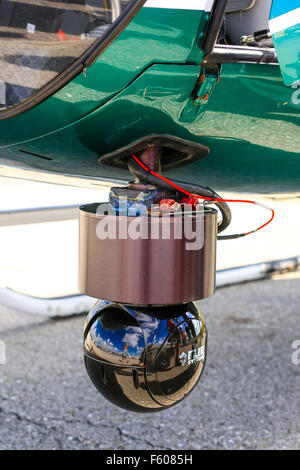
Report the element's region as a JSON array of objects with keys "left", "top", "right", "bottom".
[{"left": 0, "top": 6, "right": 299, "bottom": 193}]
